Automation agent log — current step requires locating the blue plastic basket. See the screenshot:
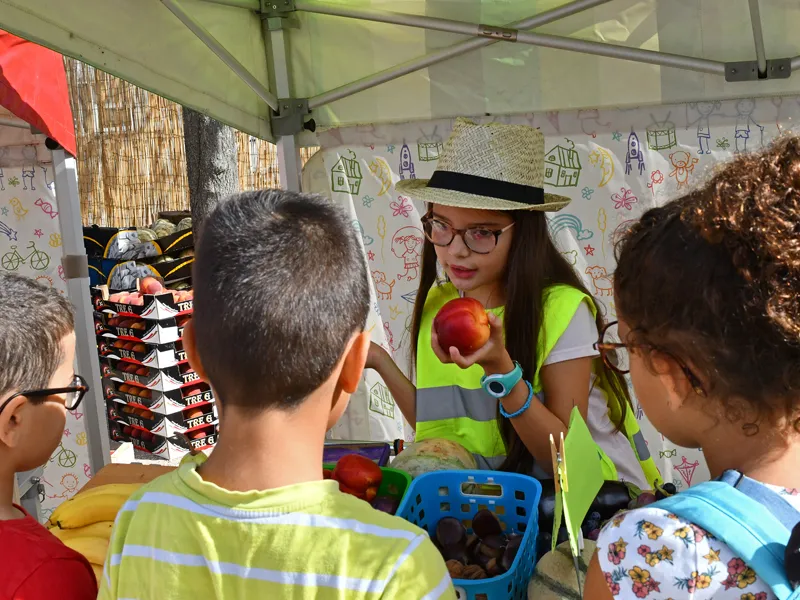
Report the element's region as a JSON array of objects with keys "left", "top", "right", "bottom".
[{"left": 397, "top": 470, "right": 542, "bottom": 600}]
